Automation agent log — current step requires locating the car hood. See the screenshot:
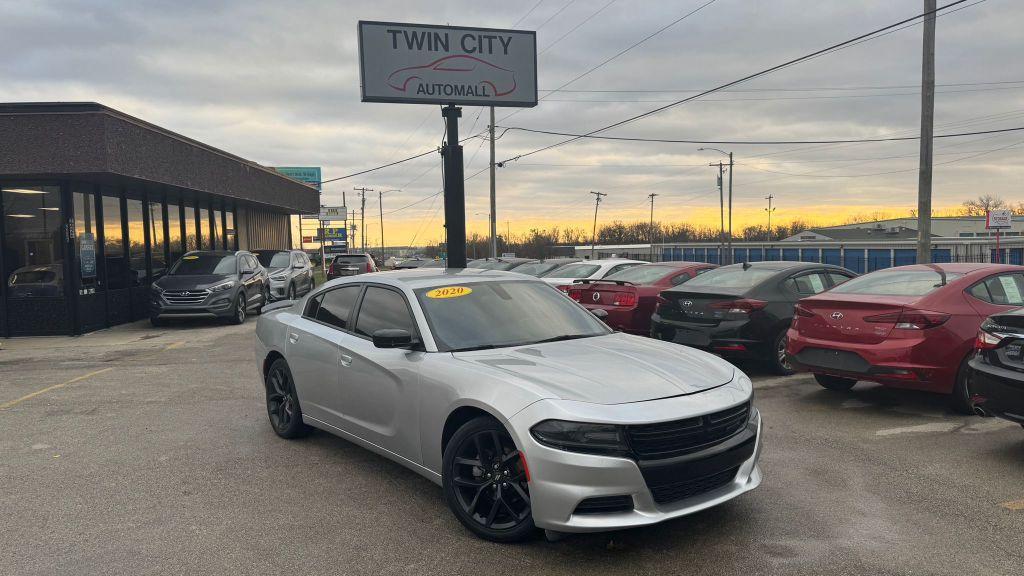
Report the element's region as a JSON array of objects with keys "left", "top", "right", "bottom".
[
  {"left": 452, "top": 332, "right": 735, "bottom": 405},
  {"left": 267, "top": 267, "right": 288, "bottom": 275},
  {"left": 155, "top": 275, "right": 235, "bottom": 290}
]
